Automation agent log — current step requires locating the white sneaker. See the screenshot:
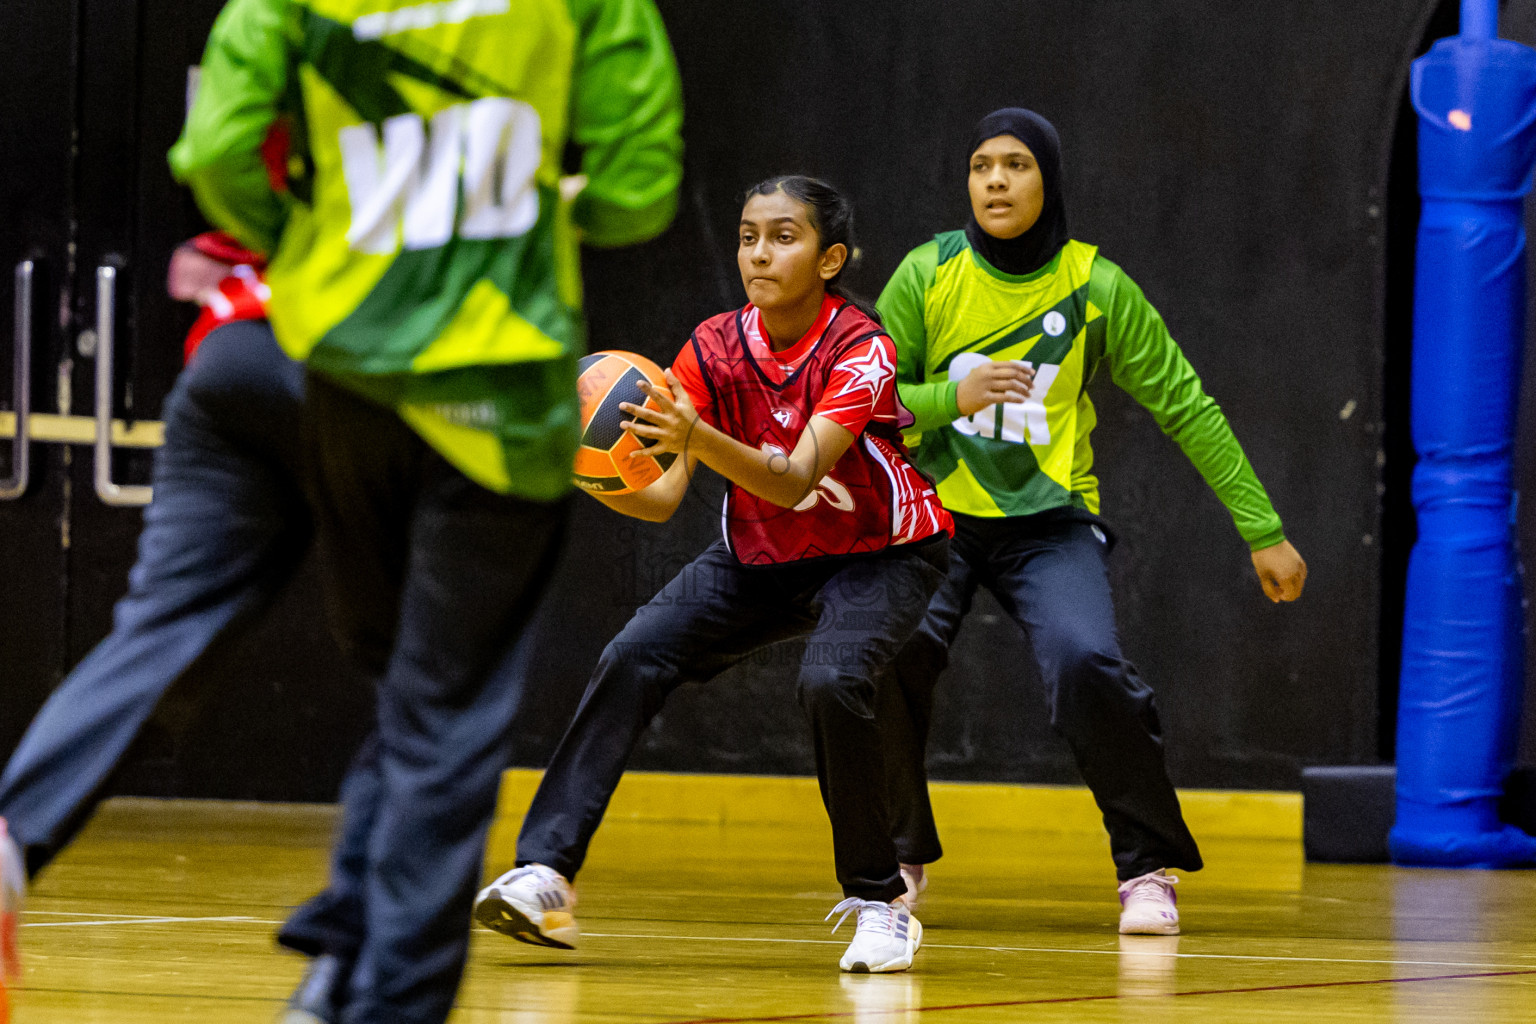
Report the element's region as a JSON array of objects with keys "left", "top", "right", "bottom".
[
  {"left": 899, "top": 863, "right": 927, "bottom": 911},
  {"left": 473, "top": 864, "right": 579, "bottom": 949},
  {"left": 826, "top": 898, "right": 922, "bottom": 973},
  {"left": 1, "top": 817, "right": 24, "bottom": 980},
  {"left": 1117, "top": 869, "right": 1179, "bottom": 935}
]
